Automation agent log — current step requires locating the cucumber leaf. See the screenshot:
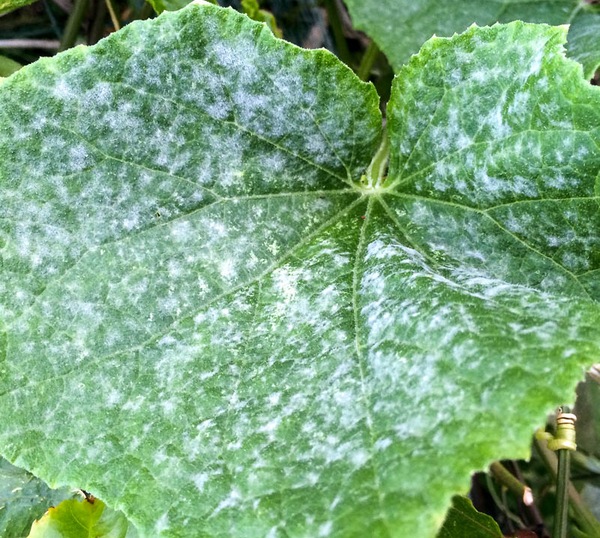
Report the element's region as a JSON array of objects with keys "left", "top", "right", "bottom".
[{"left": 0, "top": 5, "right": 599, "bottom": 537}]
